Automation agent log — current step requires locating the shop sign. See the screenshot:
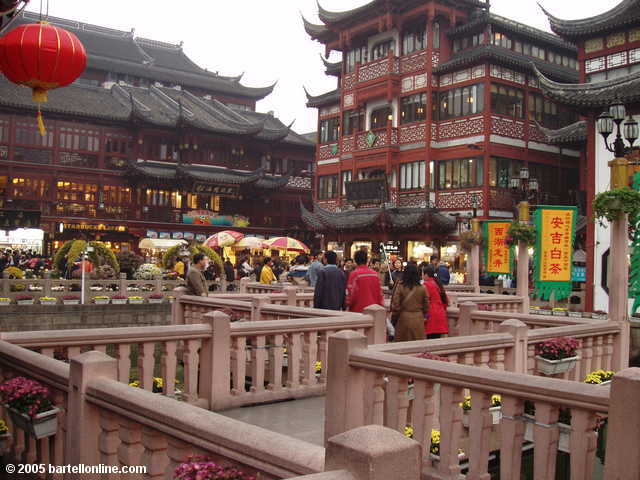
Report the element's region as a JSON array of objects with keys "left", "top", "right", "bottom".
[
  {"left": 572, "top": 266, "right": 586, "bottom": 282},
  {"left": 172, "top": 232, "right": 184, "bottom": 240},
  {"left": 195, "top": 234, "right": 207, "bottom": 242},
  {"left": 534, "top": 206, "right": 577, "bottom": 300},
  {"left": 159, "top": 232, "right": 171, "bottom": 239},
  {"left": 146, "top": 230, "right": 158, "bottom": 239},
  {"left": 484, "top": 221, "right": 512, "bottom": 275},
  {"left": 182, "top": 210, "right": 250, "bottom": 227},
  {"left": 193, "top": 184, "right": 239, "bottom": 197},
  {"left": 63, "top": 223, "right": 126, "bottom": 232},
  {"left": 184, "top": 232, "right": 195, "bottom": 241}
]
